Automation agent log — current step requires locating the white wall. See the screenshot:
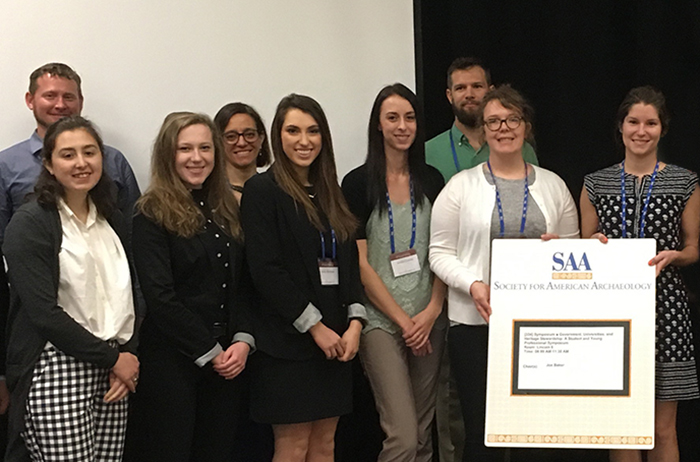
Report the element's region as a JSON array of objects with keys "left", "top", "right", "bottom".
[{"left": 0, "top": 0, "right": 415, "bottom": 188}]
